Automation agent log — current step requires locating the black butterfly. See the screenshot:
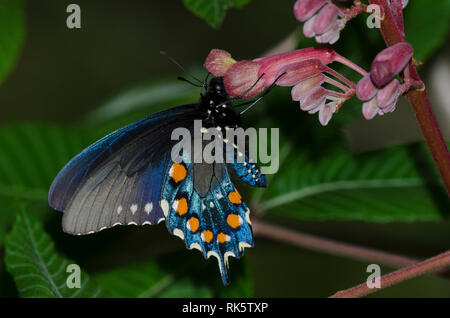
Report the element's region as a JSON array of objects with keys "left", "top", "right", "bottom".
[{"left": 48, "top": 75, "right": 268, "bottom": 285}]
